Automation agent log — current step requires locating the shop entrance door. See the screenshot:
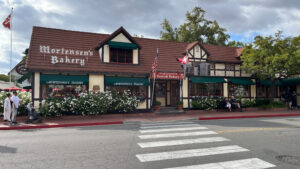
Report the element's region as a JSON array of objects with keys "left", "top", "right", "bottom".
[{"left": 170, "top": 81, "right": 178, "bottom": 106}]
